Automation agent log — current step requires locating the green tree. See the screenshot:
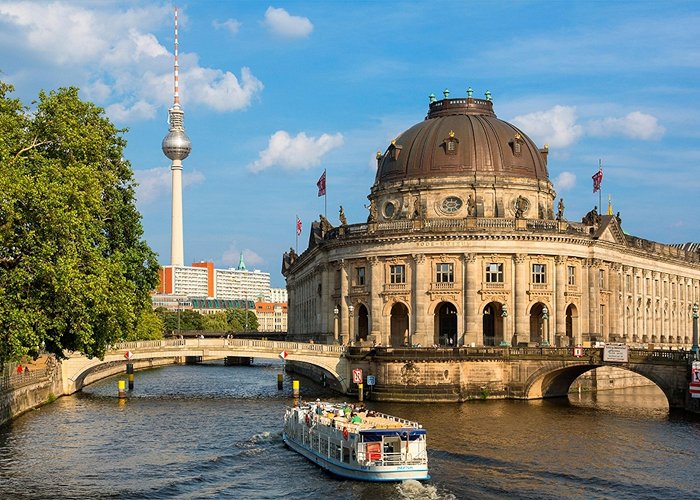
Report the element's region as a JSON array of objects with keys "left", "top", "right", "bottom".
[
  {"left": 128, "top": 309, "right": 165, "bottom": 341},
  {"left": 226, "top": 308, "right": 259, "bottom": 332},
  {"left": 201, "top": 312, "right": 229, "bottom": 332},
  {"left": 0, "top": 82, "right": 159, "bottom": 366}
]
